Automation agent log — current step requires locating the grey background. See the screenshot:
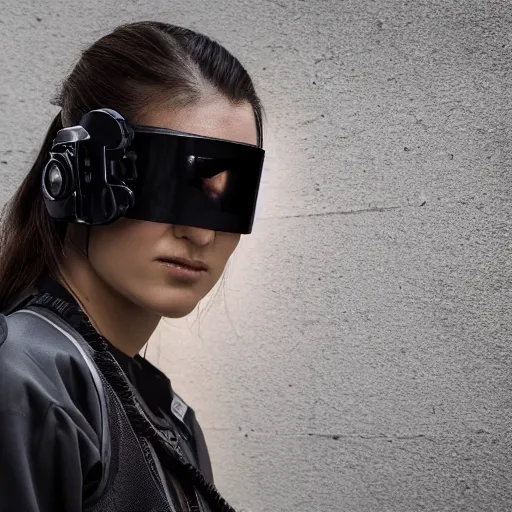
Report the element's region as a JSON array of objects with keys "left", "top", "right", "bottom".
[{"left": 0, "top": 1, "right": 511, "bottom": 511}]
